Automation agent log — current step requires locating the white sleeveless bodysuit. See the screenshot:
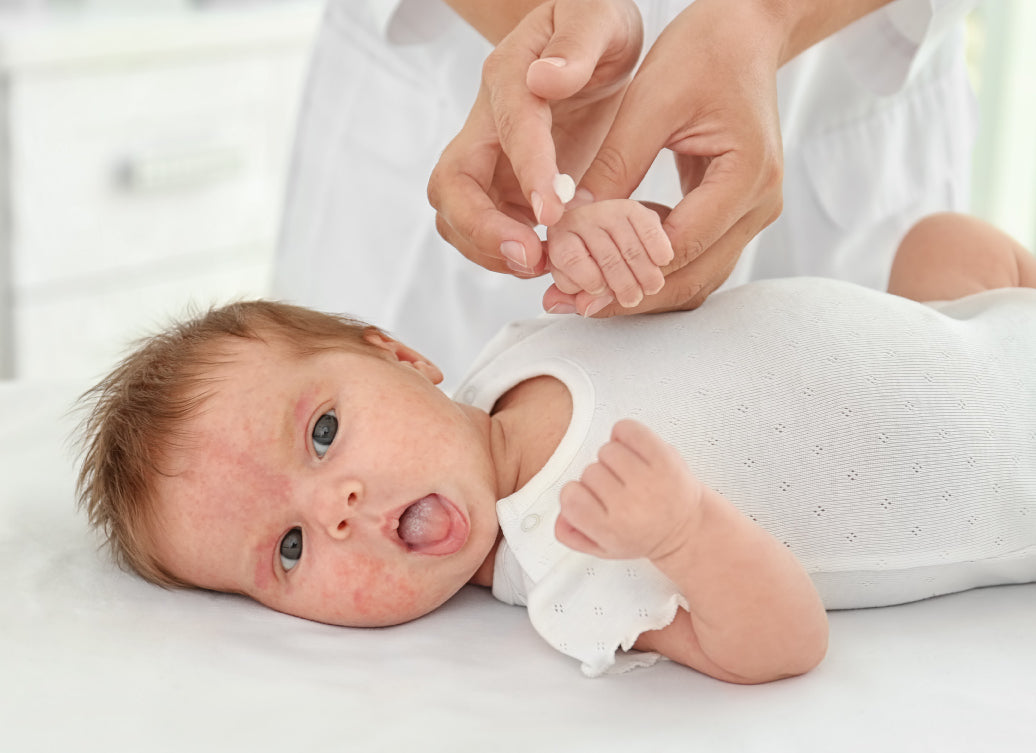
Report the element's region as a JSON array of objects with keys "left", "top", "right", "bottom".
[{"left": 454, "top": 278, "right": 1036, "bottom": 676}]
